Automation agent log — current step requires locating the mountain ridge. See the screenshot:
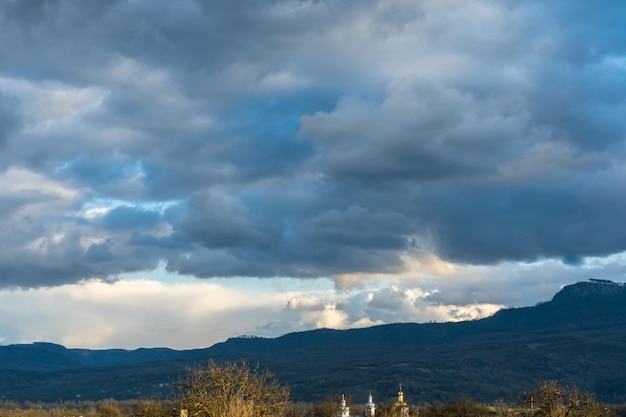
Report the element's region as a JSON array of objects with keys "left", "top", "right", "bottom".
[{"left": 2, "top": 280, "right": 626, "bottom": 403}]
